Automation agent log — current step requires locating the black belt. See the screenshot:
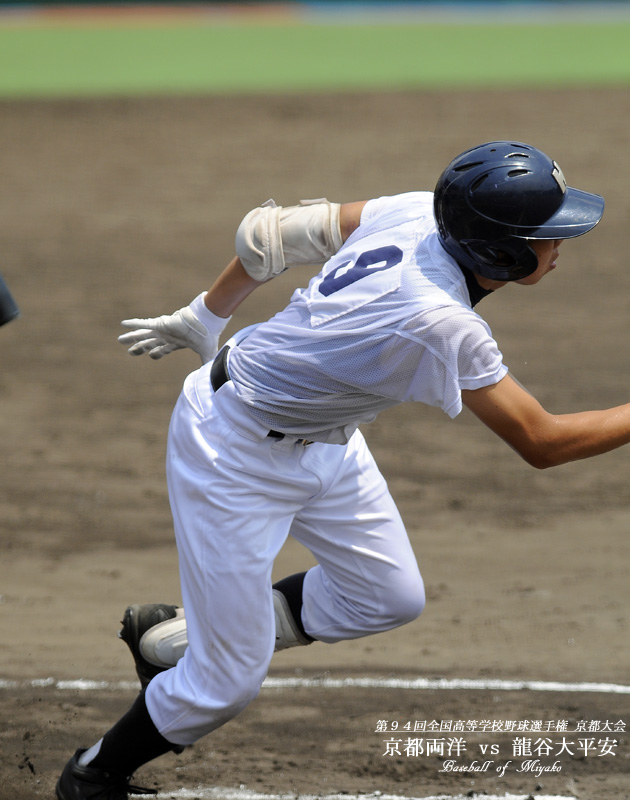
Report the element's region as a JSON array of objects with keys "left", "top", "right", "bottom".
[
  {"left": 210, "top": 344, "right": 232, "bottom": 392},
  {"left": 210, "top": 345, "right": 311, "bottom": 444}
]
